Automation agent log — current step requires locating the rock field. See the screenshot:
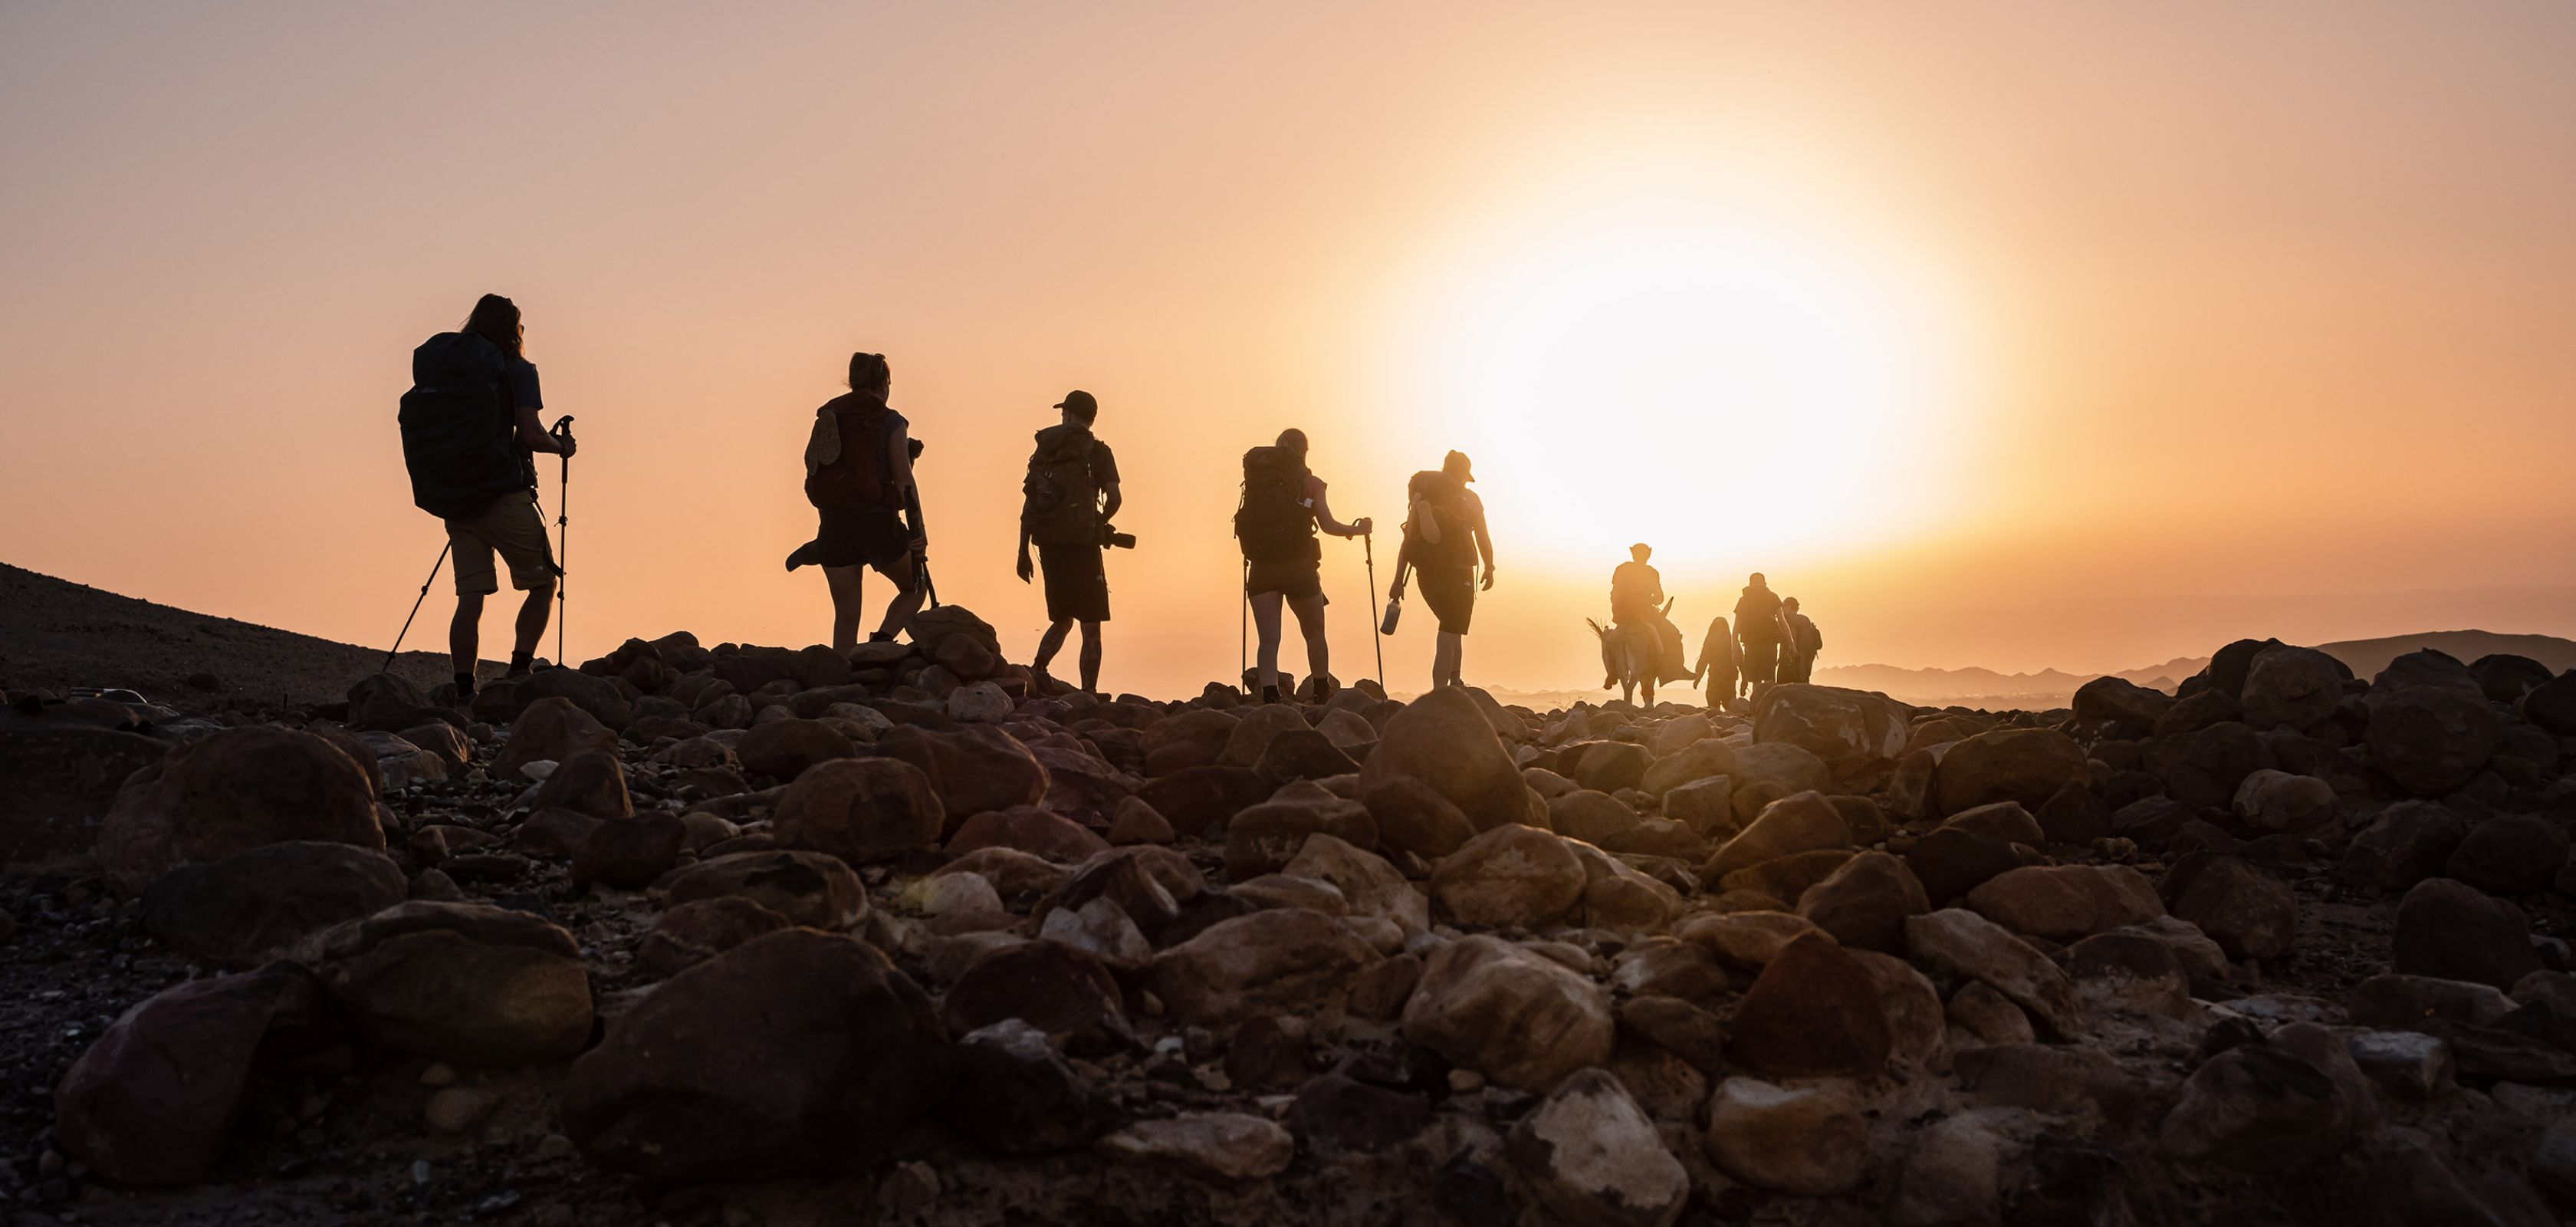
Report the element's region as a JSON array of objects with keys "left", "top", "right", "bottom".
[{"left": 7, "top": 606, "right": 2576, "bottom": 1225}]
